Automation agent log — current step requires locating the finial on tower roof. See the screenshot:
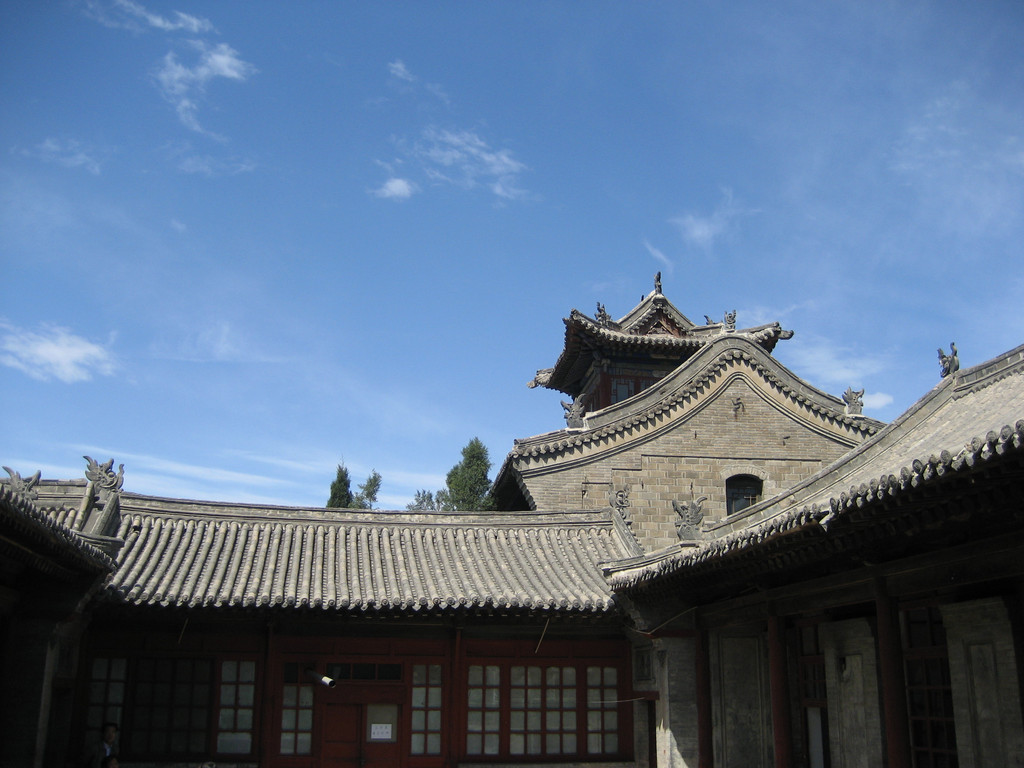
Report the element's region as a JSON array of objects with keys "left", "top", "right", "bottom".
[{"left": 654, "top": 271, "right": 662, "bottom": 295}]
